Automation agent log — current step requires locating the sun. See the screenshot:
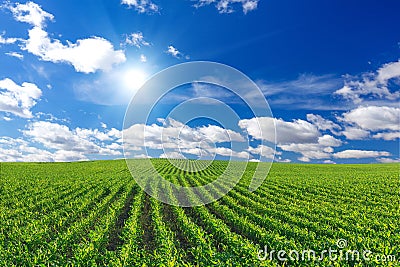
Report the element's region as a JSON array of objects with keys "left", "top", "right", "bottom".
[{"left": 123, "top": 69, "right": 147, "bottom": 90}]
